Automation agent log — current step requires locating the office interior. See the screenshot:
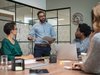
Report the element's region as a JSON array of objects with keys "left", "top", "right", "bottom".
[{"left": 0, "top": 0, "right": 99, "bottom": 55}]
